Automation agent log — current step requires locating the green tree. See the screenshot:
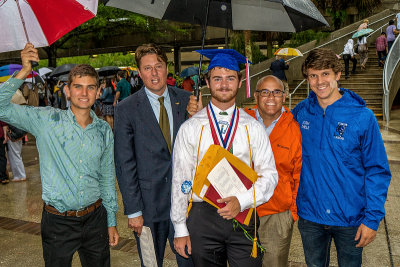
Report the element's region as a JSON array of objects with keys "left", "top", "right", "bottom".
[
  {"left": 229, "top": 32, "right": 266, "bottom": 66},
  {"left": 312, "top": 0, "right": 382, "bottom": 29}
]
